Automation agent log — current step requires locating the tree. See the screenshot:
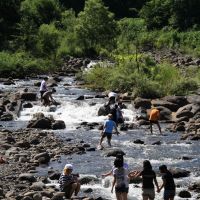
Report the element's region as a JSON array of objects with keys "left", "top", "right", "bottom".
[
  {"left": 0, "top": 0, "right": 21, "bottom": 49},
  {"left": 140, "top": 0, "right": 172, "bottom": 29},
  {"left": 18, "top": 0, "right": 62, "bottom": 50},
  {"left": 36, "top": 24, "right": 60, "bottom": 61},
  {"left": 75, "top": 0, "right": 117, "bottom": 55}
]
